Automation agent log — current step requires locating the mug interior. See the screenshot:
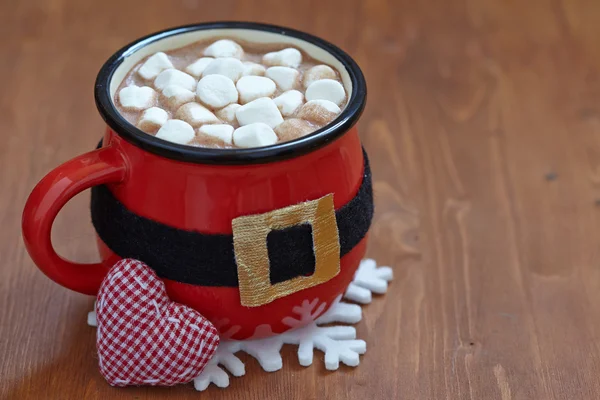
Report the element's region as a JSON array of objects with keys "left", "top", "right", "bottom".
[
  {"left": 95, "top": 22, "right": 366, "bottom": 164},
  {"left": 110, "top": 28, "right": 353, "bottom": 106}
]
